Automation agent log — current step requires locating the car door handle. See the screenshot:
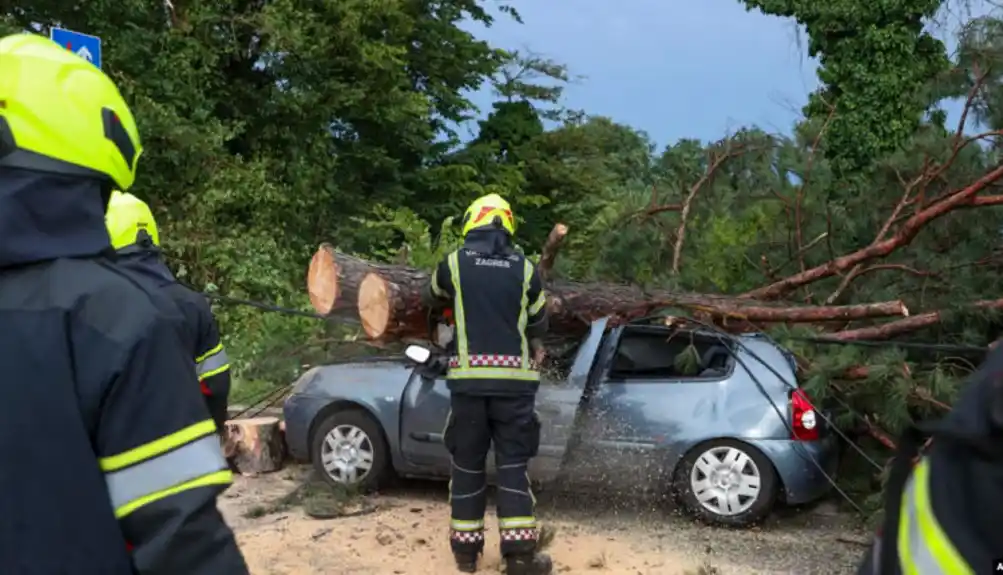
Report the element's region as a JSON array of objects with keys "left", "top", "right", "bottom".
[{"left": 409, "top": 432, "right": 444, "bottom": 443}]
